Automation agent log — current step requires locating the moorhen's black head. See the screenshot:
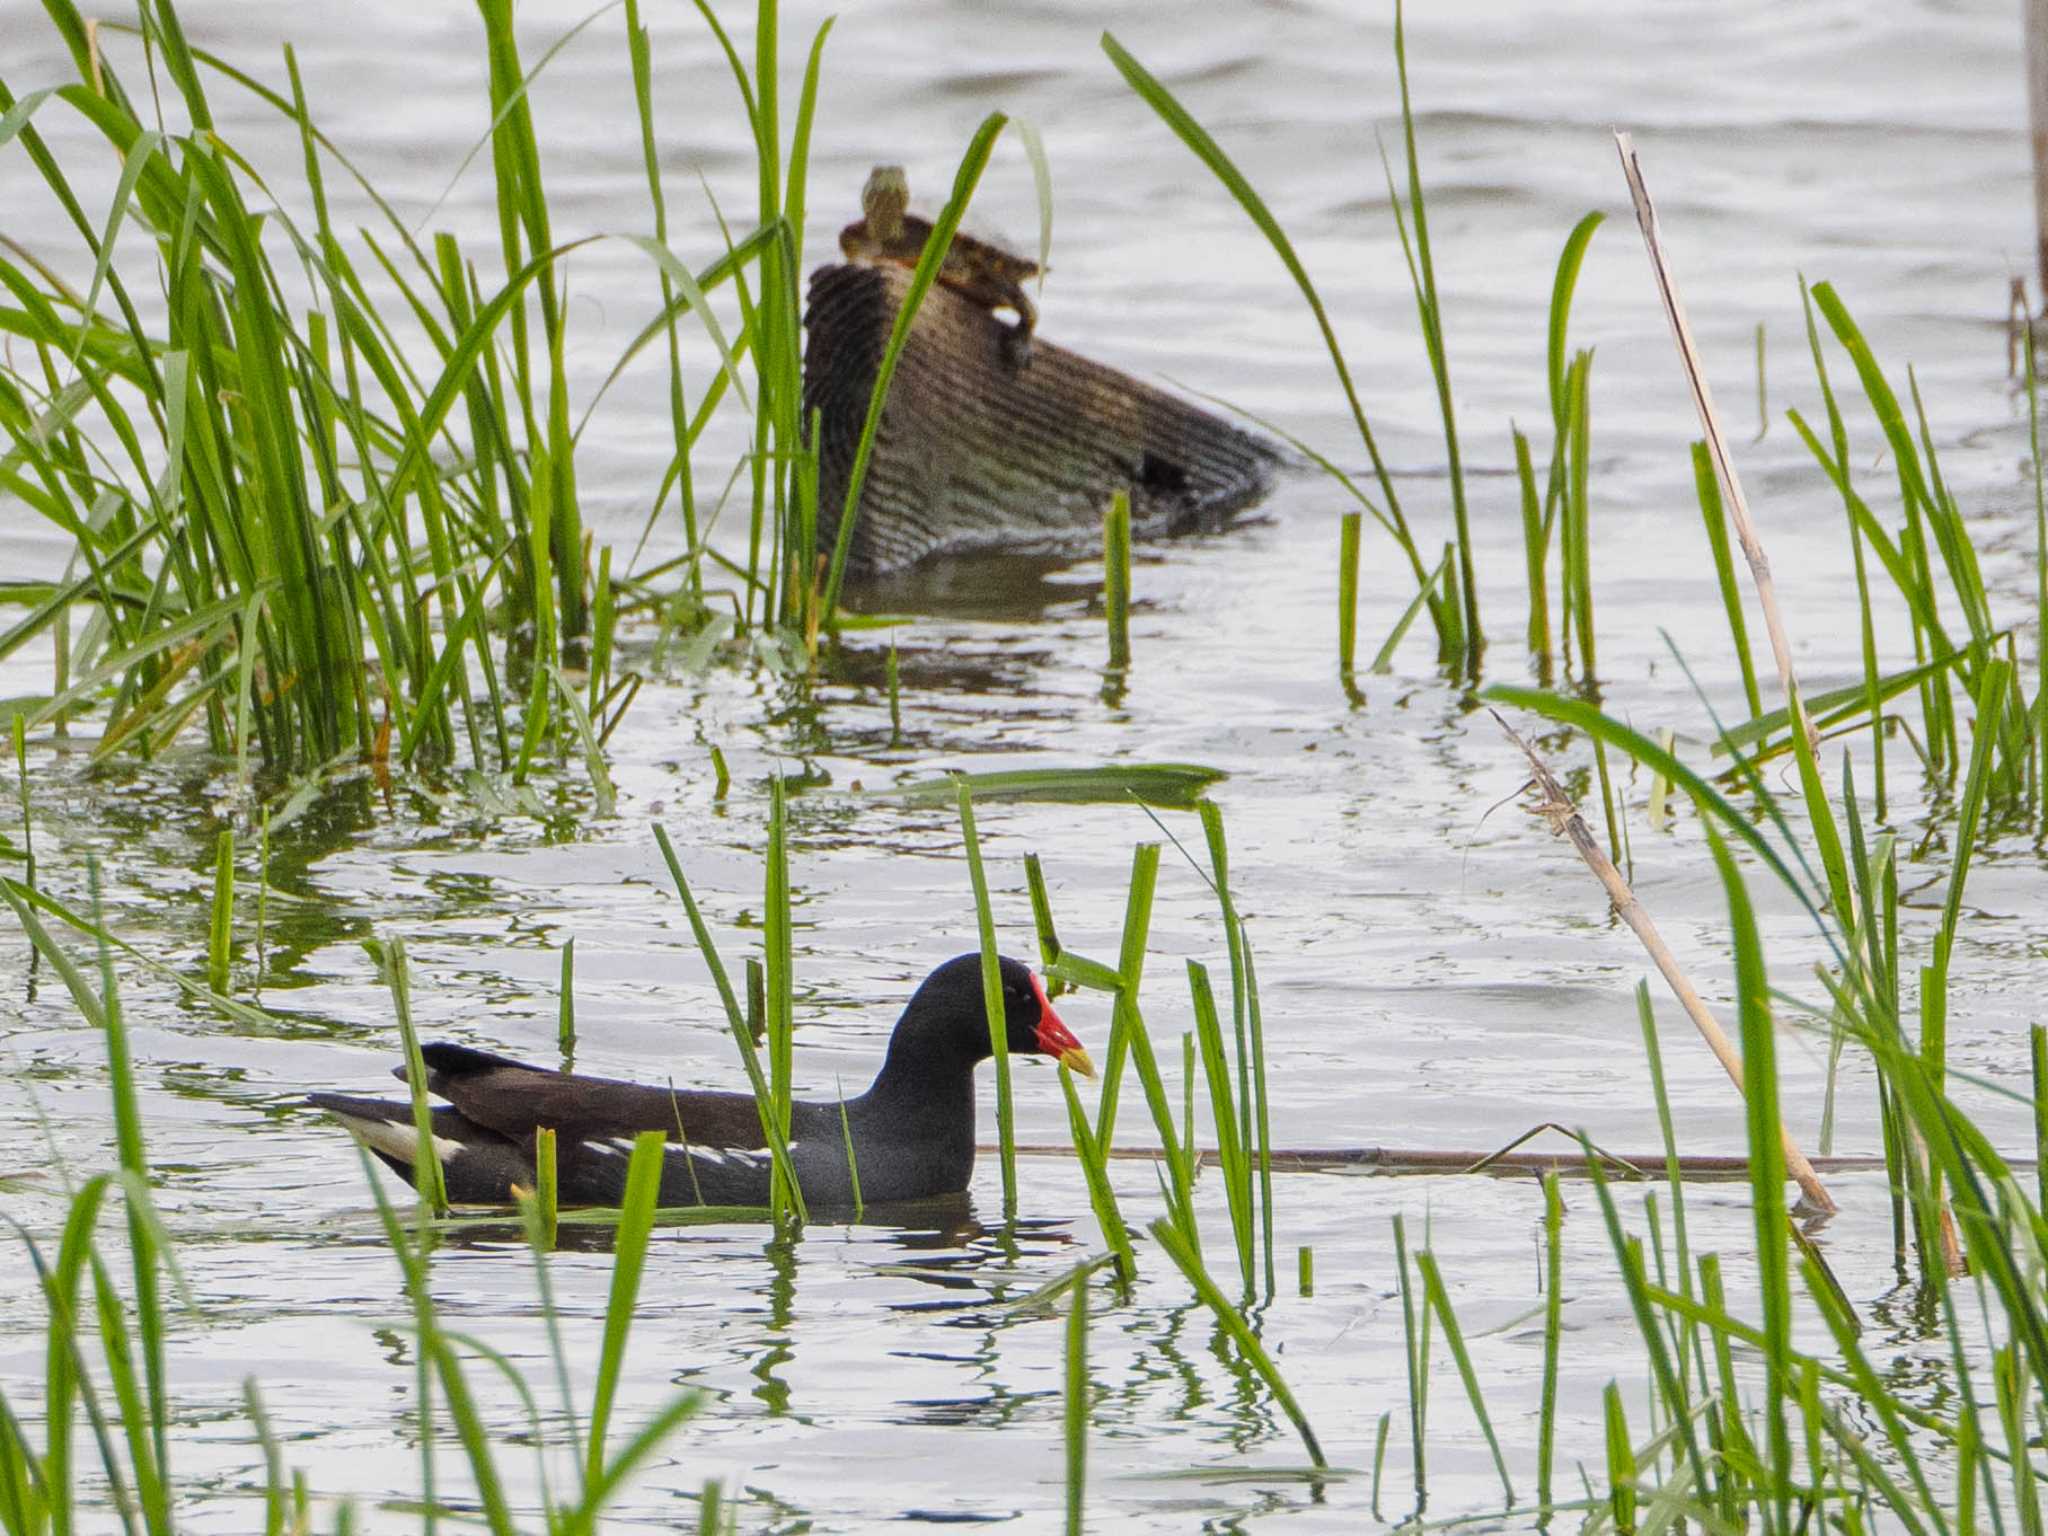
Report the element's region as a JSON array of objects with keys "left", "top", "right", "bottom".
[{"left": 877, "top": 953, "right": 1093, "bottom": 1085}]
